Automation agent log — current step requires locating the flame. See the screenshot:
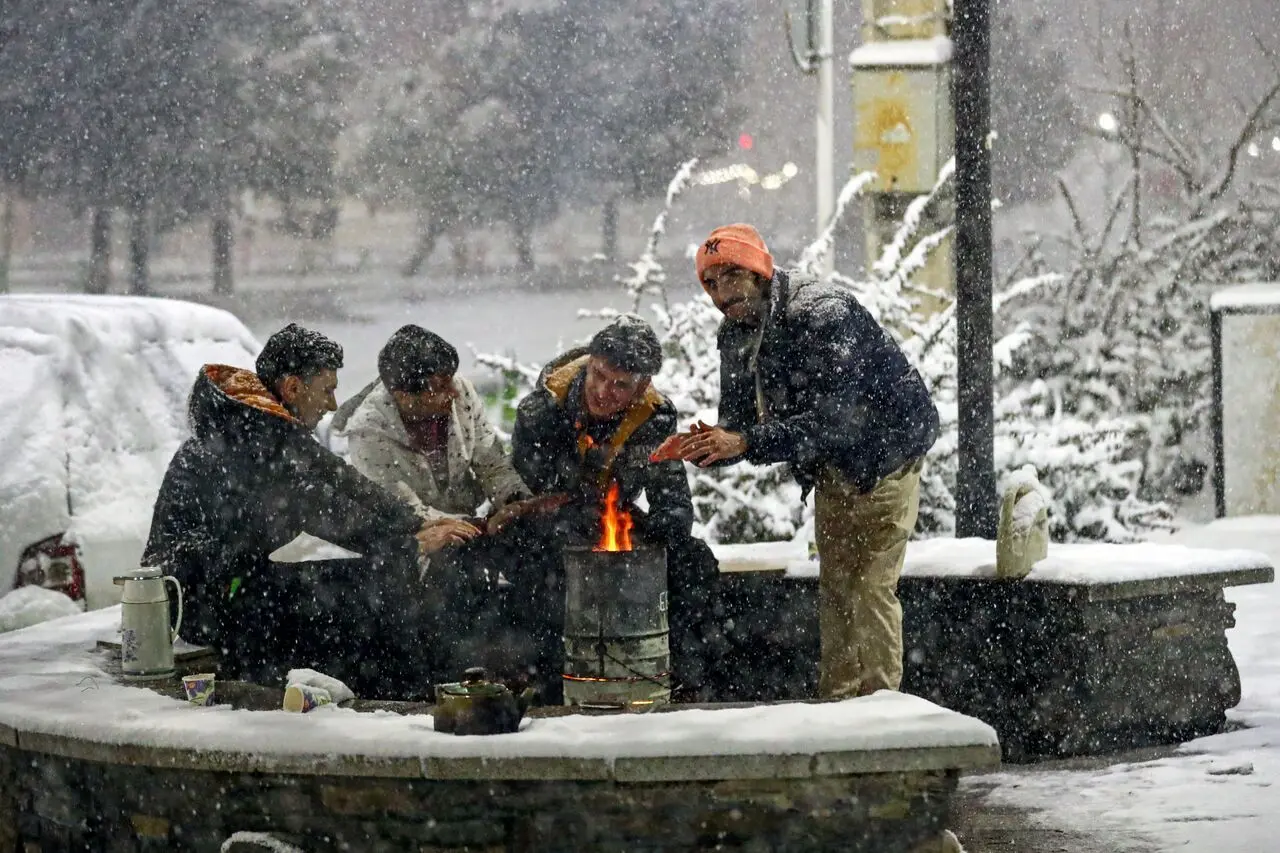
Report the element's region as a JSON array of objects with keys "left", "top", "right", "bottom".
[{"left": 594, "top": 482, "right": 633, "bottom": 552}]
